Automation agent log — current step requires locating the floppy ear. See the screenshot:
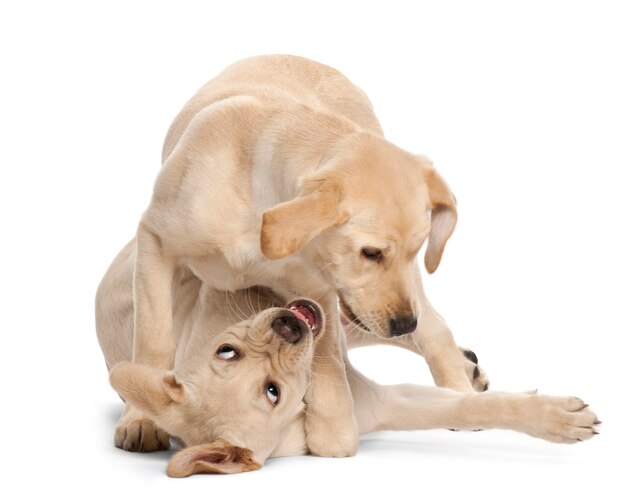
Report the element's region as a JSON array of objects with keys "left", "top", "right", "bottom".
[
  {"left": 424, "top": 168, "right": 457, "bottom": 273},
  {"left": 167, "top": 439, "right": 262, "bottom": 477},
  {"left": 109, "top": 362, "right": 185, "bottom": 417},
  {"left": 260, "top": 179, "right": 347, "bottom": 259}
]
